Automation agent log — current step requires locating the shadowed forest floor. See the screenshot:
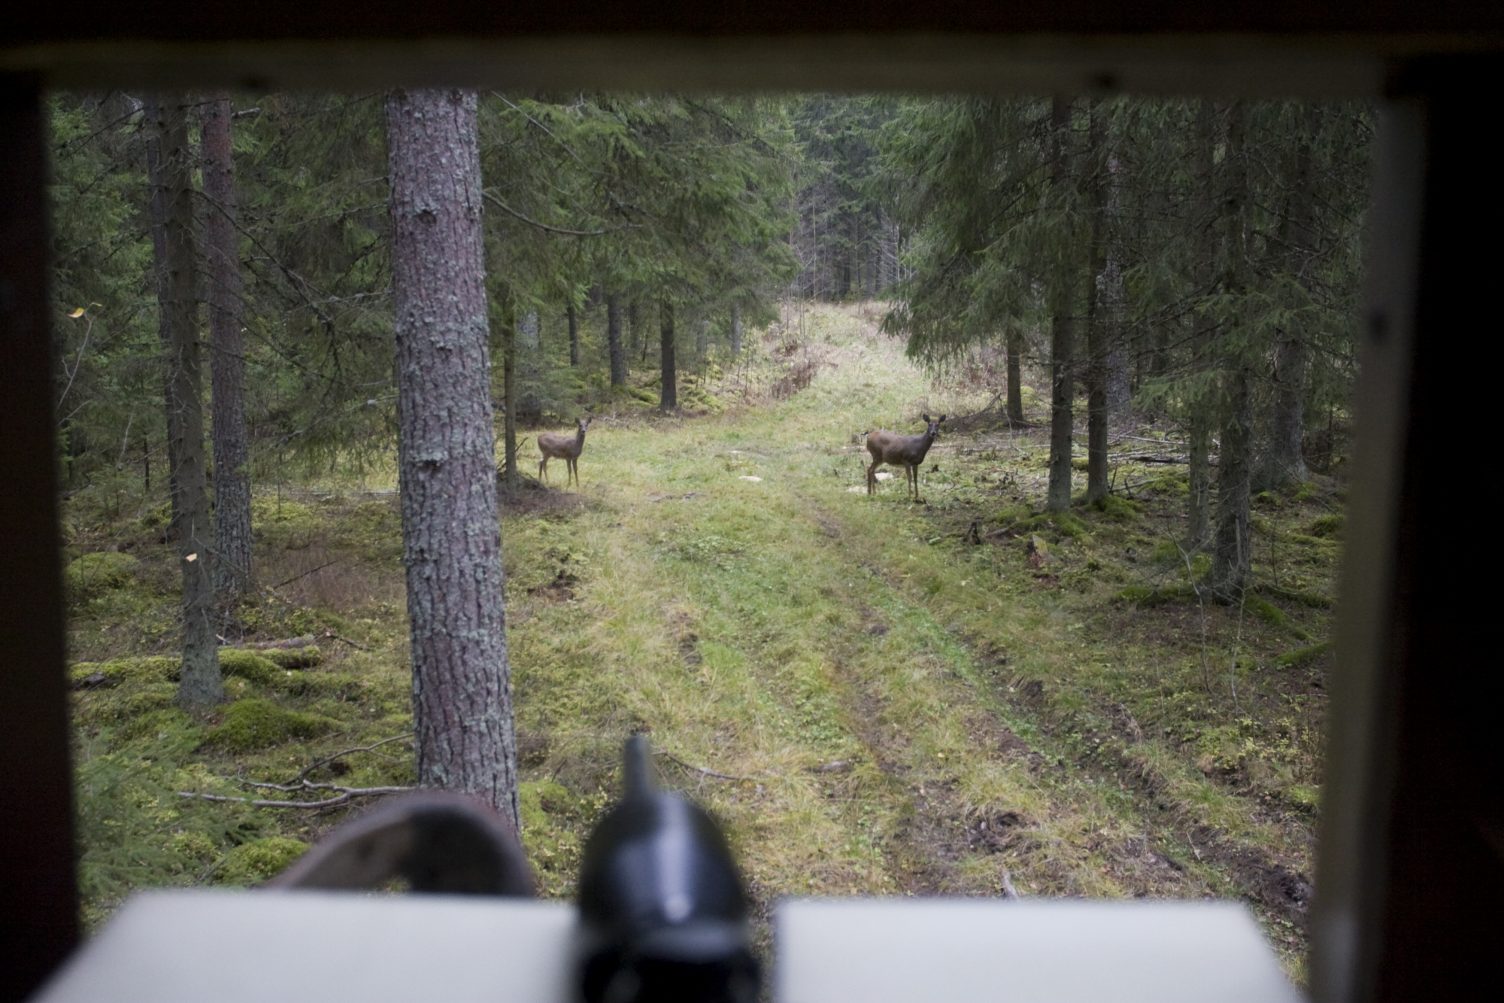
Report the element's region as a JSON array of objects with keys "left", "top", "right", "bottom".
[{"left": 65, "top": 302, "right": 1337, "bottom": 980}]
